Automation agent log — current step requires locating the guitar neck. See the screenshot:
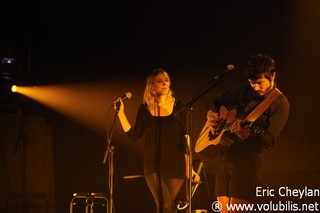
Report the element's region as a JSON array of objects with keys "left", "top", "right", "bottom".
[{"left": 217, "top": 120, "right": 252, "bottom": 133}]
